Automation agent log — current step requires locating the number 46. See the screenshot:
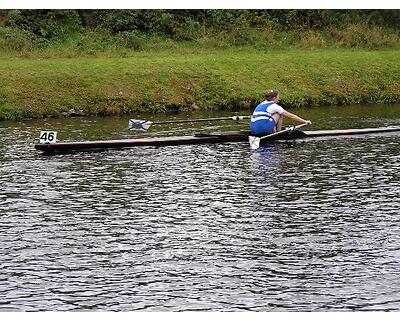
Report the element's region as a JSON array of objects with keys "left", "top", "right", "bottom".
[{"left": 39, "top": 131, "right": 57, "bottom": 144}]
